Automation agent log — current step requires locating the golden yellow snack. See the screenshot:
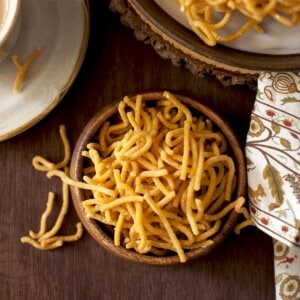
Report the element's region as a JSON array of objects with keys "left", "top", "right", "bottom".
[
  {"left": 48, "top": 92, "right": 253, "bottom": 262},
  {"left": 178, "top": 0, "right": 300, "bottom": 46},
  {"left": 20, "top": 125, "right": 83, "bottom": 250},
  {"left": 11, "top": 47, "right": 42, "bottom": 93}
]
